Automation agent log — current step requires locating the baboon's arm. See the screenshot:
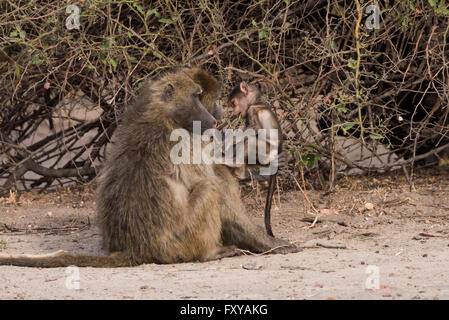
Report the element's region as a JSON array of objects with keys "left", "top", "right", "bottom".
[
  {"left": 187, "top": 179, "right": 218, "bottom": 212},
  {"left": 215, "top": 166, "right": 296, "bottom": 254},
  {"left": 221, "top": 213, "right": 290, "bottom": 253}
]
